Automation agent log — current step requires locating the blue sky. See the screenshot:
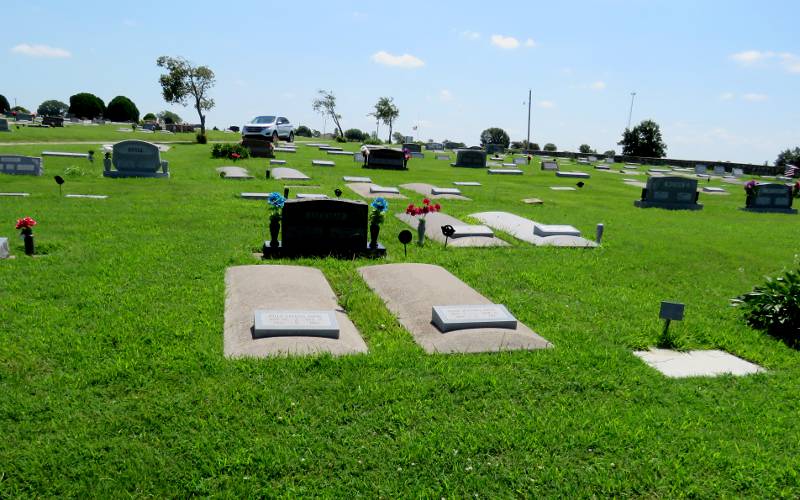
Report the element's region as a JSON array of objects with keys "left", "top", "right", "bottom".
[{"left": 3, "top": 0, "right": 798, "bottom": 164}]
